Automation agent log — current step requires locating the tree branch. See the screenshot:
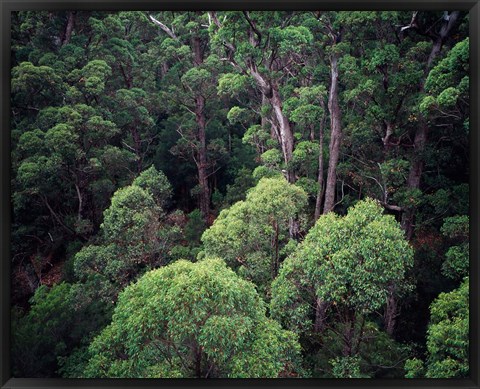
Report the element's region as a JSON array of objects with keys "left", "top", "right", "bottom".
[{"left": 149, "top": 14, "right": 177, "bottom": 40}]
